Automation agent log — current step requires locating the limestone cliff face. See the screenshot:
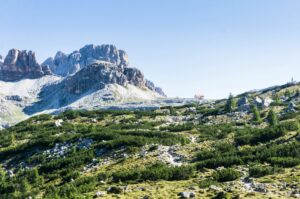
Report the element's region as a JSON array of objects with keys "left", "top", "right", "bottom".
[
  {"left": 42, "top": 44, "right": 165, "bottom": 96},
  {"left": 43, "top": 44, "right": 129, "bottom": 77},
  {"left": 61, "top": 63, "right": 163, "bottom": 96},
  {"left": 0, "top": 45, "right": 165, "bottom": 96},
  {"left": 0, "top": 49, "right": 51, "bottom": 81},
  {"left": 63, "top": 62, "right": 128, "bottom": 95},
  {"left": 0, "top": 44, "right": 167, "bottom": 127}
]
